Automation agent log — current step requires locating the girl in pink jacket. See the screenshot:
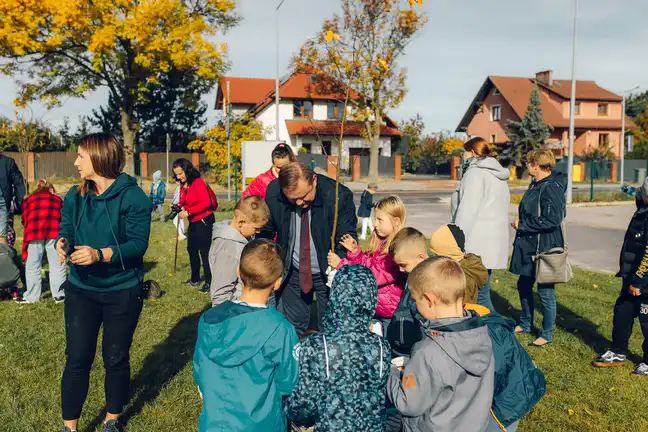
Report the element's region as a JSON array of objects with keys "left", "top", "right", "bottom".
[{"left": 328, "top": 196, "right": 407, "bottom": 321}]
